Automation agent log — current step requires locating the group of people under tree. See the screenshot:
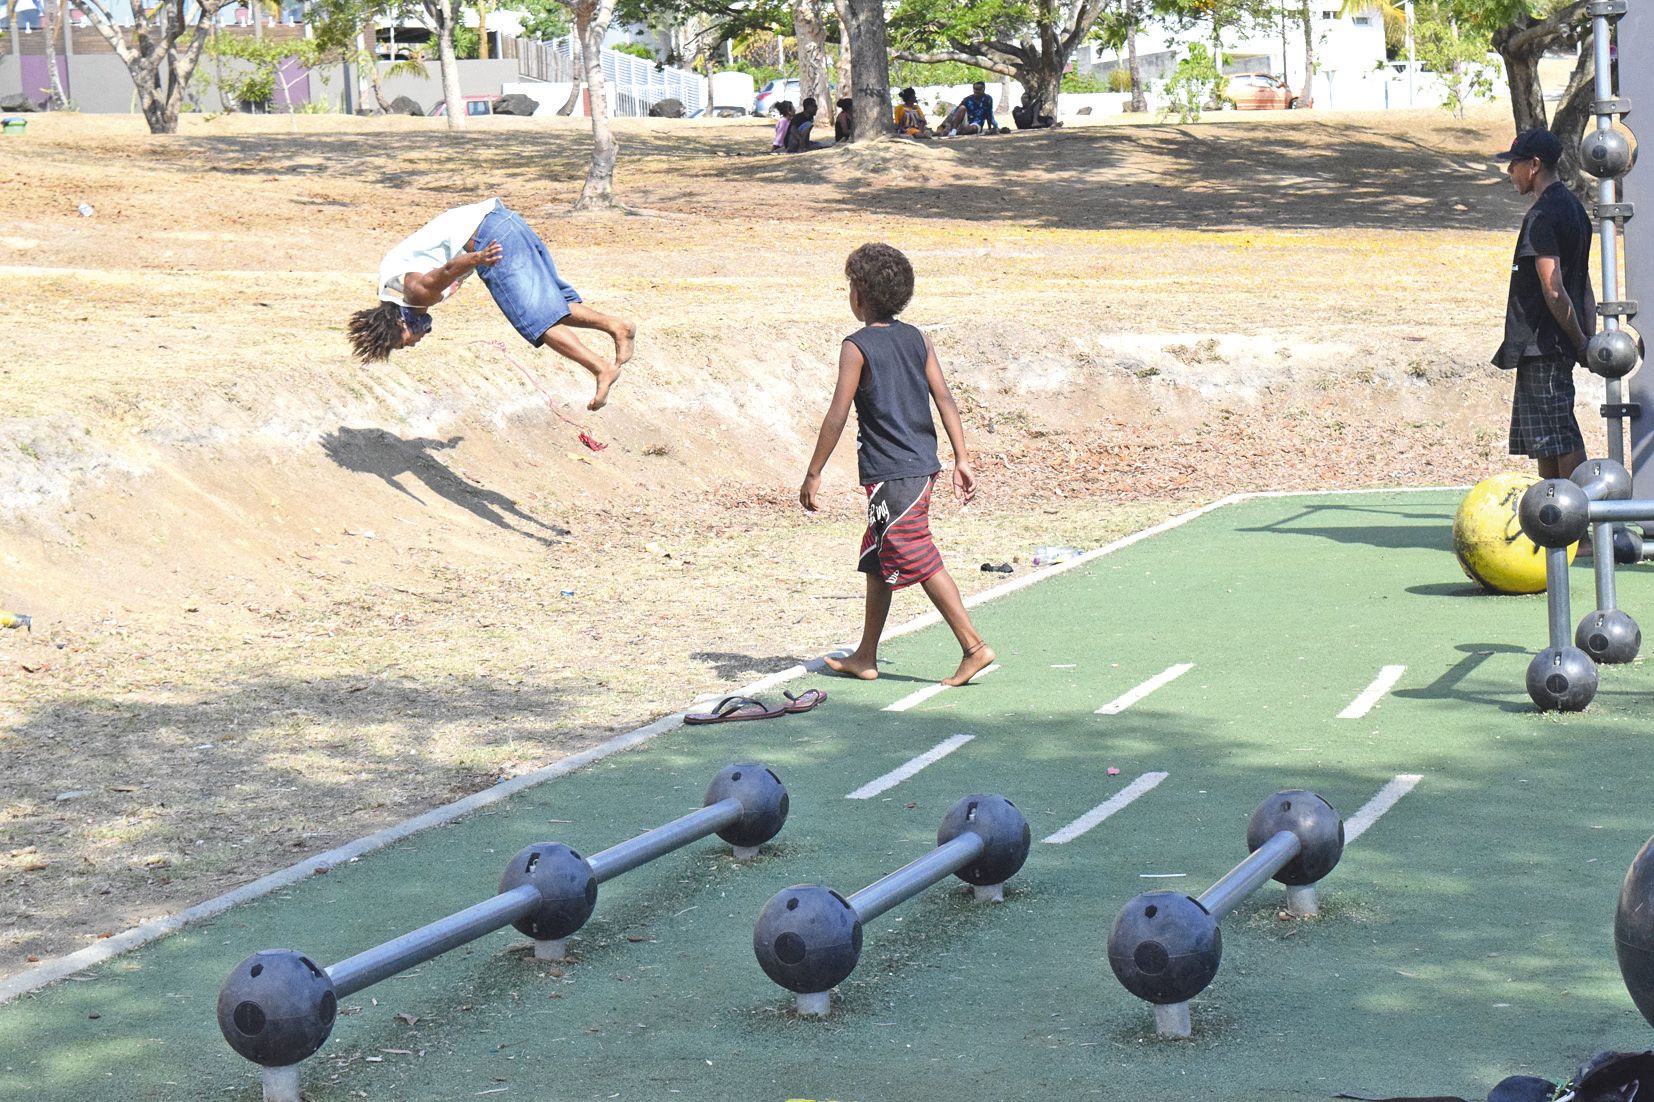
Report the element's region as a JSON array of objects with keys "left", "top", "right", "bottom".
[
  {"left": 892, "top": 82, "right": 1059, "bottom": 139},
  {"left": 769, "top": 81, "right": 1060, "bottom": 151}
]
